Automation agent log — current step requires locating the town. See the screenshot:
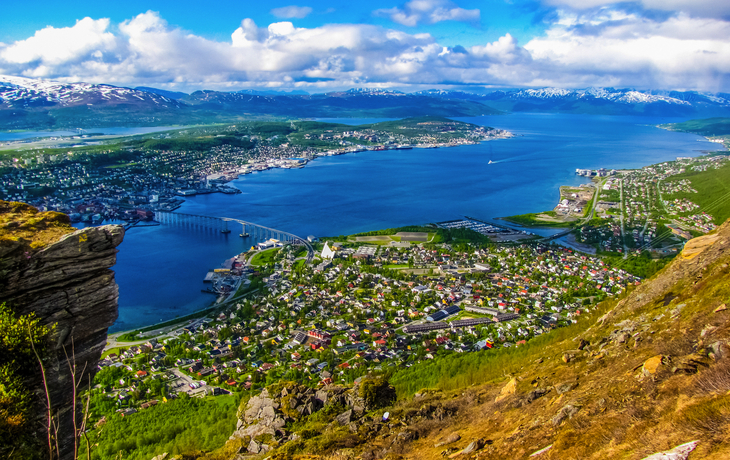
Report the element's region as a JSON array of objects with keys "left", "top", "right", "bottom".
[
  {"left": 92, "top": 223, "right": 640, "bottom": 420},
  {"left": 0, "top": 119, "right": 511, "bottom": 224},
  {"left": 507, "top": 156, "right": 729, "bottom": 260}
]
